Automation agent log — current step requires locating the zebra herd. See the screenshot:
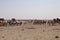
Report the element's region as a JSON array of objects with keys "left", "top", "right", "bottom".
[{"left": 0, "top": 18, "right": 60, "bottom": 26}]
